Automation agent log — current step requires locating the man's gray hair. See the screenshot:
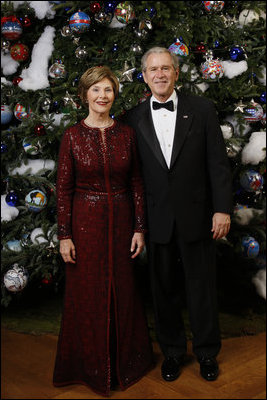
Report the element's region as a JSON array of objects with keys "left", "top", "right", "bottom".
[{"left": 141, "top": 47, "right": 179, "bottom": 72}]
